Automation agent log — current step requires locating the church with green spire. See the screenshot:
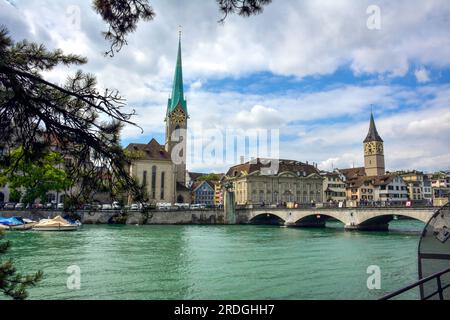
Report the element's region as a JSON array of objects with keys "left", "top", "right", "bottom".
[
  {"left": 124, "top": 32, "right": 191, "bottom": 205},
  {"left": 165, "top": 30, "right": 188, "bottom": 188}
]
